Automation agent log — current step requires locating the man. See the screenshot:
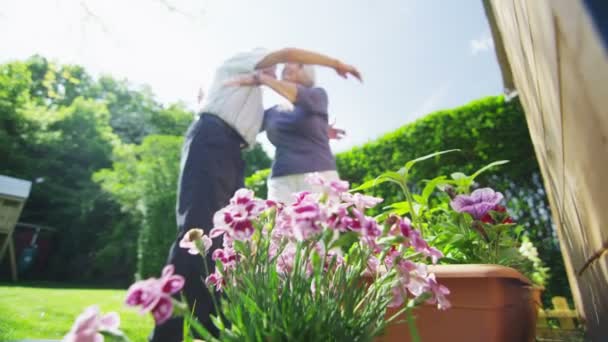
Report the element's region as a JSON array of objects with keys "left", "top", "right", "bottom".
[{"left": 150, "top": 47, "right": 361, "bottom": 341}]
